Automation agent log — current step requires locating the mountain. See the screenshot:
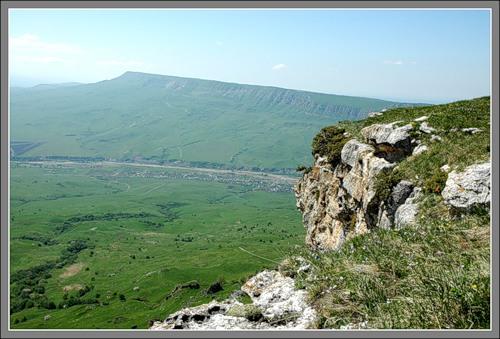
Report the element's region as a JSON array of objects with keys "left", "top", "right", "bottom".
[{"left": 10, "top": 71, "right": 422, "bottom": 170}]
